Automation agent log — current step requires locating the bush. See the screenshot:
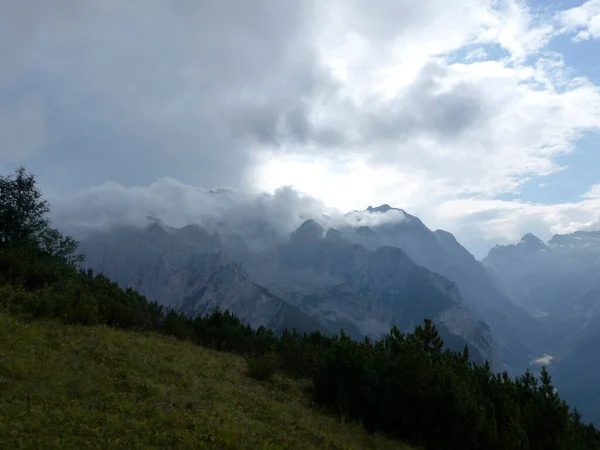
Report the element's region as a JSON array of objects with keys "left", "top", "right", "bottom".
[{"left": 246, "top": 352, "right": 278, "bottom": 381}]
